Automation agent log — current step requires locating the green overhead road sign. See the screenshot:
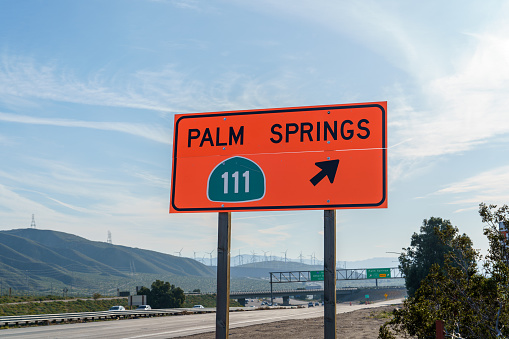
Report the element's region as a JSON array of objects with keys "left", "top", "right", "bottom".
[
  {"left": 366, "top": 268, "right": 391, "bottom": 279},
  {"left": 310, "top": 270, "right": 324, "bottom": 281}
]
